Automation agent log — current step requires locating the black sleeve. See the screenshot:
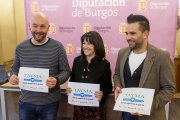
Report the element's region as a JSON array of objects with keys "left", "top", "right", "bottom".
[
  {"left": 101, "top": 61, "right": 112, "bottom": 96},
  {"left": 69, "top": 58, "right": 76, "bottom": 82}
]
